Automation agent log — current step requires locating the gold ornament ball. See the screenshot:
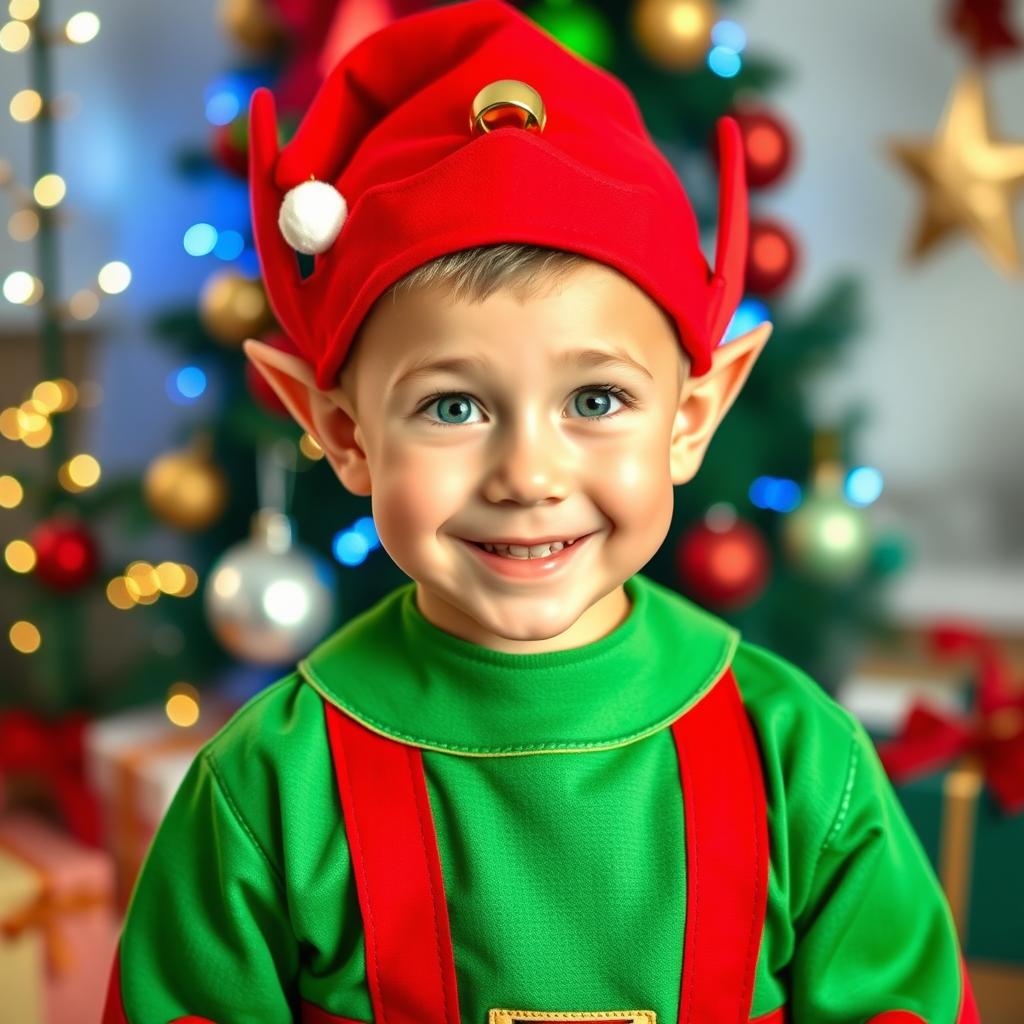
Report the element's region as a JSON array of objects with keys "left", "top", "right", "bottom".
[
  {"left": 216, "top": 0, "right": 285, "bottom": 52},
  {"left": 144, "top": 450, "right": 229, "bottom": 532},
  {"left": 632, "top": 0, "right": 715, "bottom": 71},
  {"left": 200, "top": 269, "right": 274, "bottom": 346}
]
